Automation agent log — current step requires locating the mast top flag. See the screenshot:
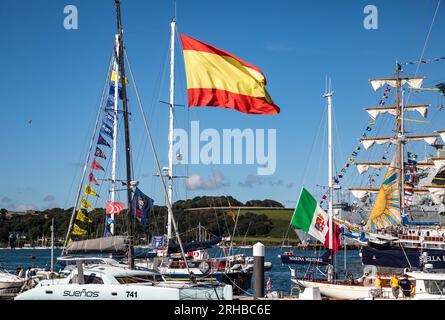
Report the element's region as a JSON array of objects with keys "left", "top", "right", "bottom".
[{"left": 180, "top": 34, "right": 280, "bottom": 115}]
